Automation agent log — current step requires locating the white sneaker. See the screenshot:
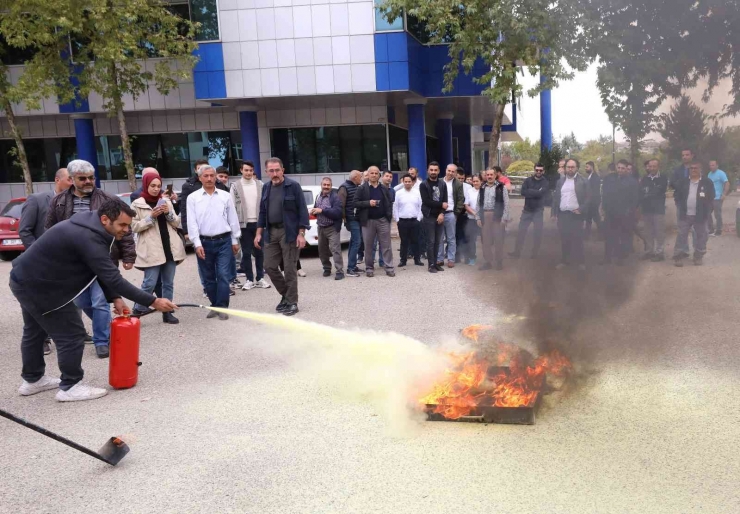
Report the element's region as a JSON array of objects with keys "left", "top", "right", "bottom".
[
  {"left": 242, "top": 280, "right": 255, "bottom": 291},
  {"left": 18, "top": 375, "right": 61, "bottom": 396},
  {"left": 55, "top": 382, "right": 108, "bottom": 402},
  {"left": 255, "top": 278, "right": 272, "bottom": 289},
  {"left": 298, "top": 270, "right": 307, "bottom": 277}
]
